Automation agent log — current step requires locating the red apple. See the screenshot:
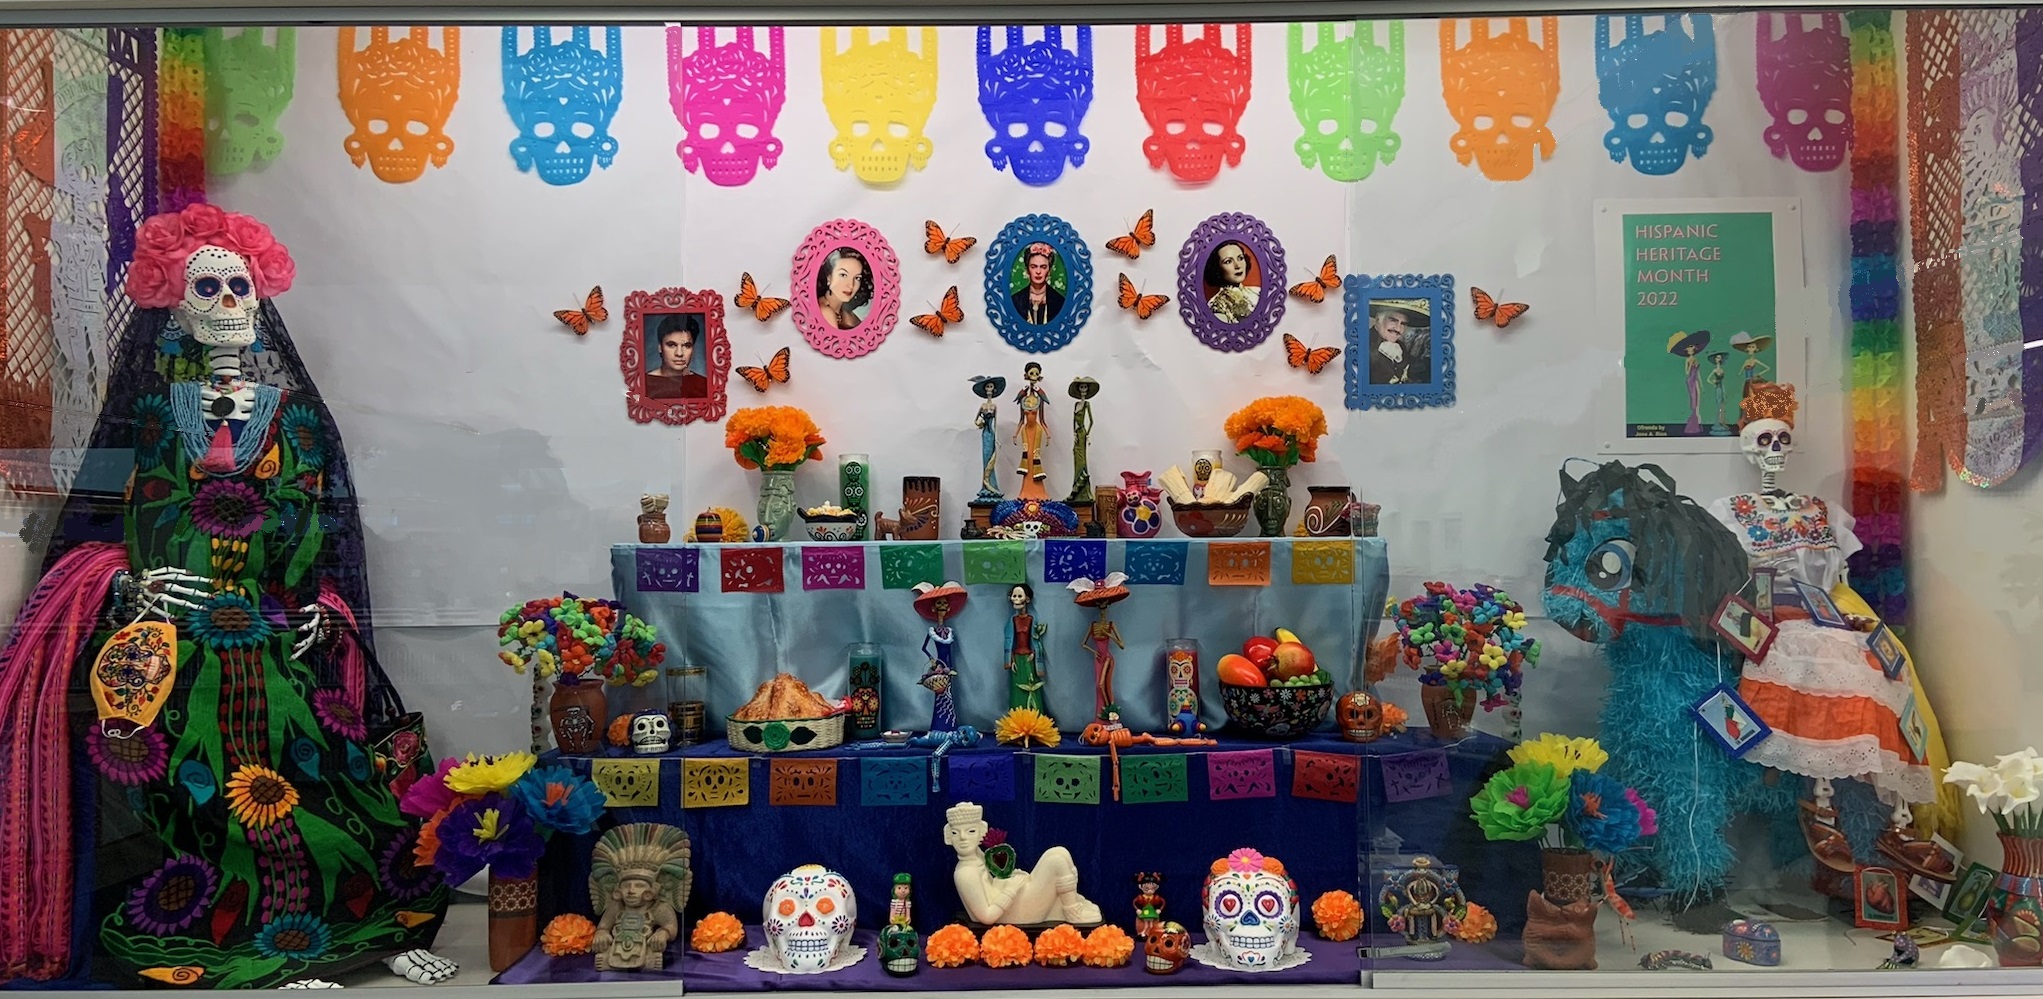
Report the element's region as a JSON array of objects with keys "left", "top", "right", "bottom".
[
  {"left": 1217, "top": 654, "right": 1267, "bottom": 687},
  {"left": 1242, "top": 636, "right": 1280, "bottom": 665},
  {"left": 1271, "top": 641, "right": 1318, "bottom": 680}
]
